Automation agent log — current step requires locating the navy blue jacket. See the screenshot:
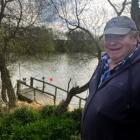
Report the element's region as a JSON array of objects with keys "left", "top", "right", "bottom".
[{"left": 81, "top": 48, "right": 140, "bottom": 140}]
